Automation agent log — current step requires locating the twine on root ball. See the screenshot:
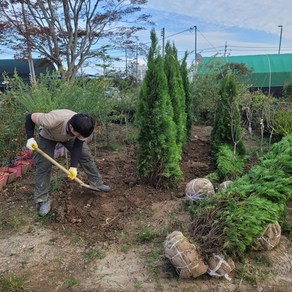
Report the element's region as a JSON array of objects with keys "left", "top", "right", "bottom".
[
  {"left": 253, "top": 221, "right": 281, "bottom": 251},
  {"left": 164, "top": 231, "right": 208, "bottom": 279},
  {"left": 185, "top": 178, "right": 215, "bottom": 204},
  {"left": 207, "top": 254, "right": 235, "bottom": 281},
  {"left": 217, "top": 180, "right": 233, "bottom": 191}
]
